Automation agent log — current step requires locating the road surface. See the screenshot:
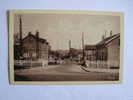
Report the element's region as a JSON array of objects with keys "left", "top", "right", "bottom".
[{"left": 15, "top": 61, "right": 119, "bottom": 81}]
